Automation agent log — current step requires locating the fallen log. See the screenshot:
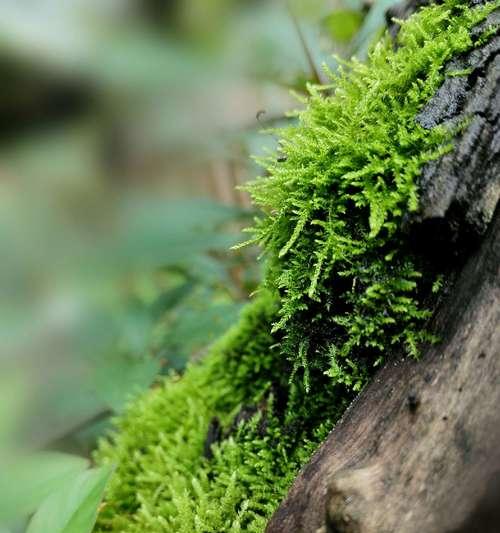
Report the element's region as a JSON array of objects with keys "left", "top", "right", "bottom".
[{"left": 267, "top": 2, "right": 500, "bottom": 532}]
